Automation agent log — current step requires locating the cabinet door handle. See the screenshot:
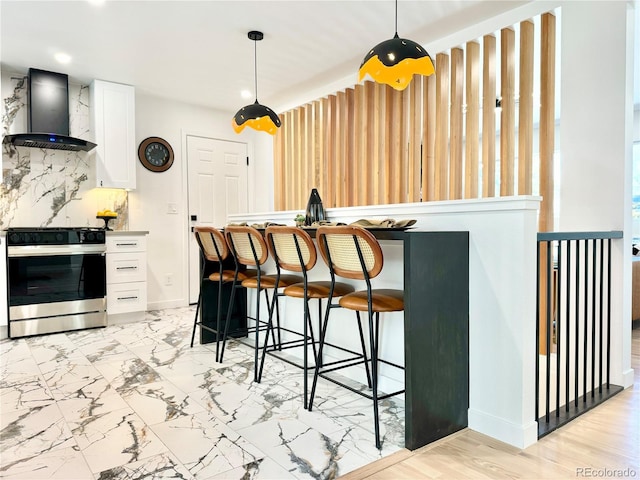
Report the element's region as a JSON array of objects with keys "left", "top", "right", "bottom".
[
  {"left": 115, "top": 242, "right": 138, "bottom": 247},
  {"left": 117, "top": 296, "right": 138, "bottom": 300},
  {"left": 116, "top": 266, "right": 138, "bottom": 270}
]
